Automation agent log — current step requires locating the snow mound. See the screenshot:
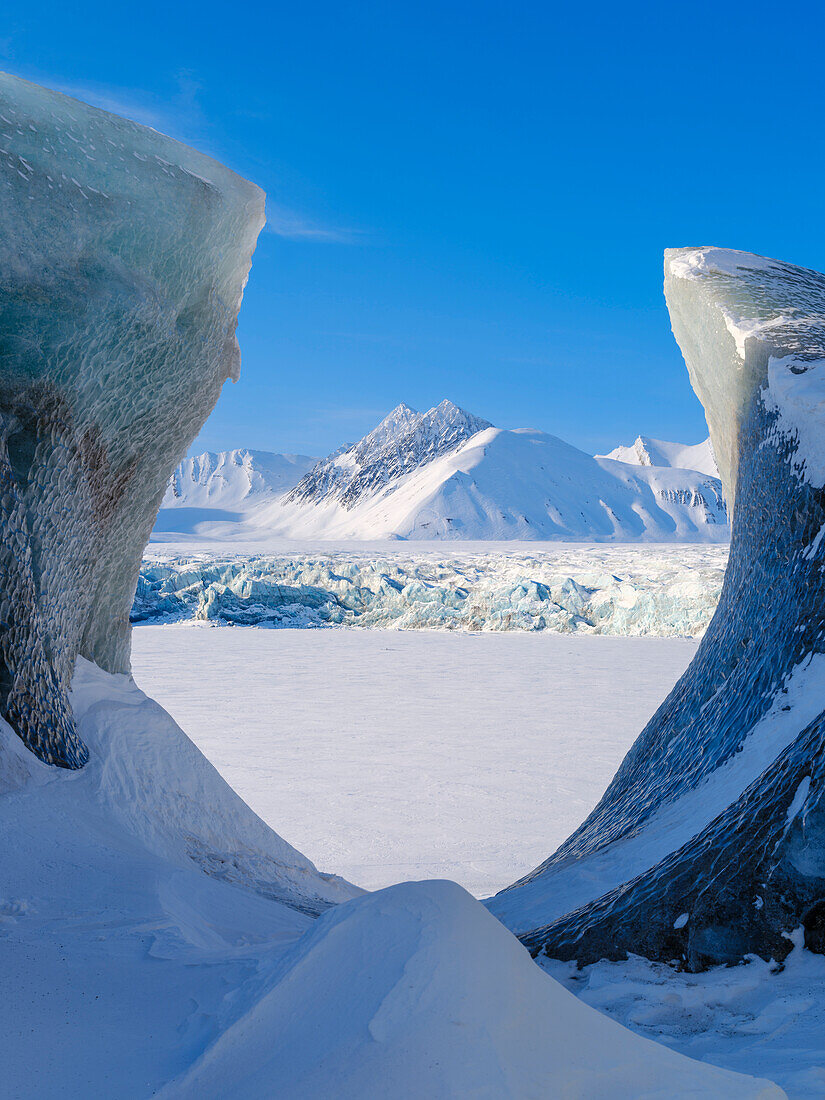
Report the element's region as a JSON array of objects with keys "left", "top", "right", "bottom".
[
  {"left": 68, "top": 658, "right": 358, "bottom": 914},
  {"left": 164, "top": 880, "right": 782, "bottom": 1100},
  {"left": 600, "top": 435, "right": 719, "bottom": 479}
]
